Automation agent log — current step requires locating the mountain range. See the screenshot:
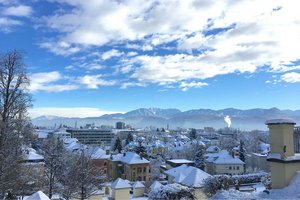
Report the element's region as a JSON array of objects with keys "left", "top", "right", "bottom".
[{"left": 32, "top": 107, "right": 300, "bottom": 130}]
